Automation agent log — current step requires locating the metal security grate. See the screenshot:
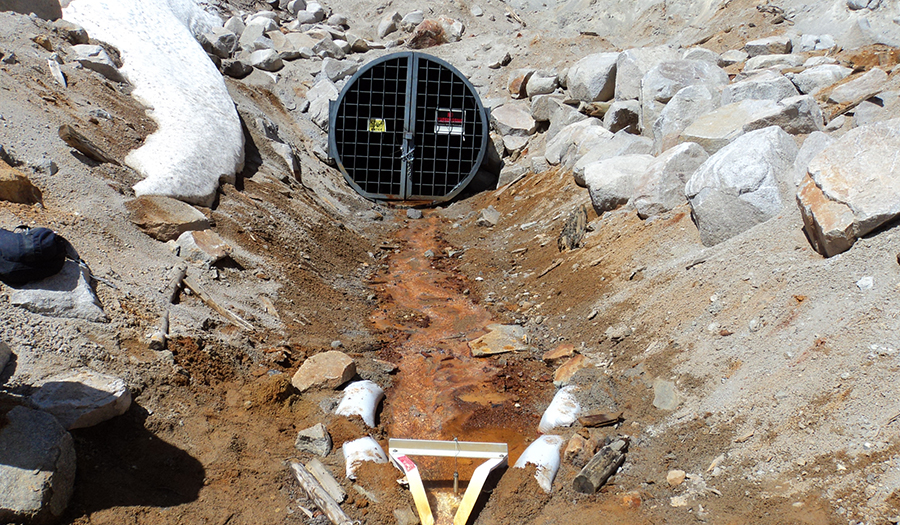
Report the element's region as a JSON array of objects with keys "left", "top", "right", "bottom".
[{"left": 329, "top": 52, "right": 488, "bottom": 202}]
